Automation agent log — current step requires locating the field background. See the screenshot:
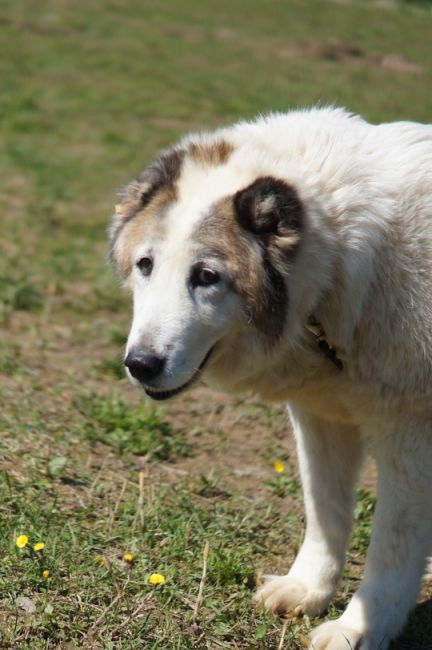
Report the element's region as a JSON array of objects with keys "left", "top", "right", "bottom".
[{"left": 1, "top": 1, "right": 432, "bottom": 648}]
